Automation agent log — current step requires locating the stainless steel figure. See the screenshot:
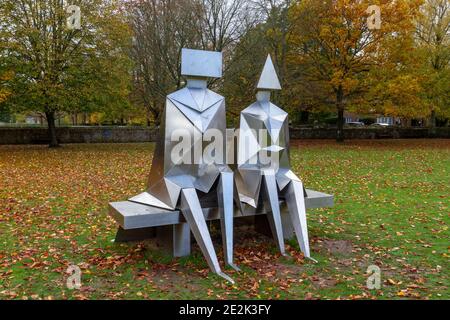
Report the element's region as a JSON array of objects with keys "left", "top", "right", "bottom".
[
  {"left": 235, "top": 55, "right": 312, "bottom": 259},
  {"left": 129, "top": 48, "right": 236, "bottom": 281}
]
